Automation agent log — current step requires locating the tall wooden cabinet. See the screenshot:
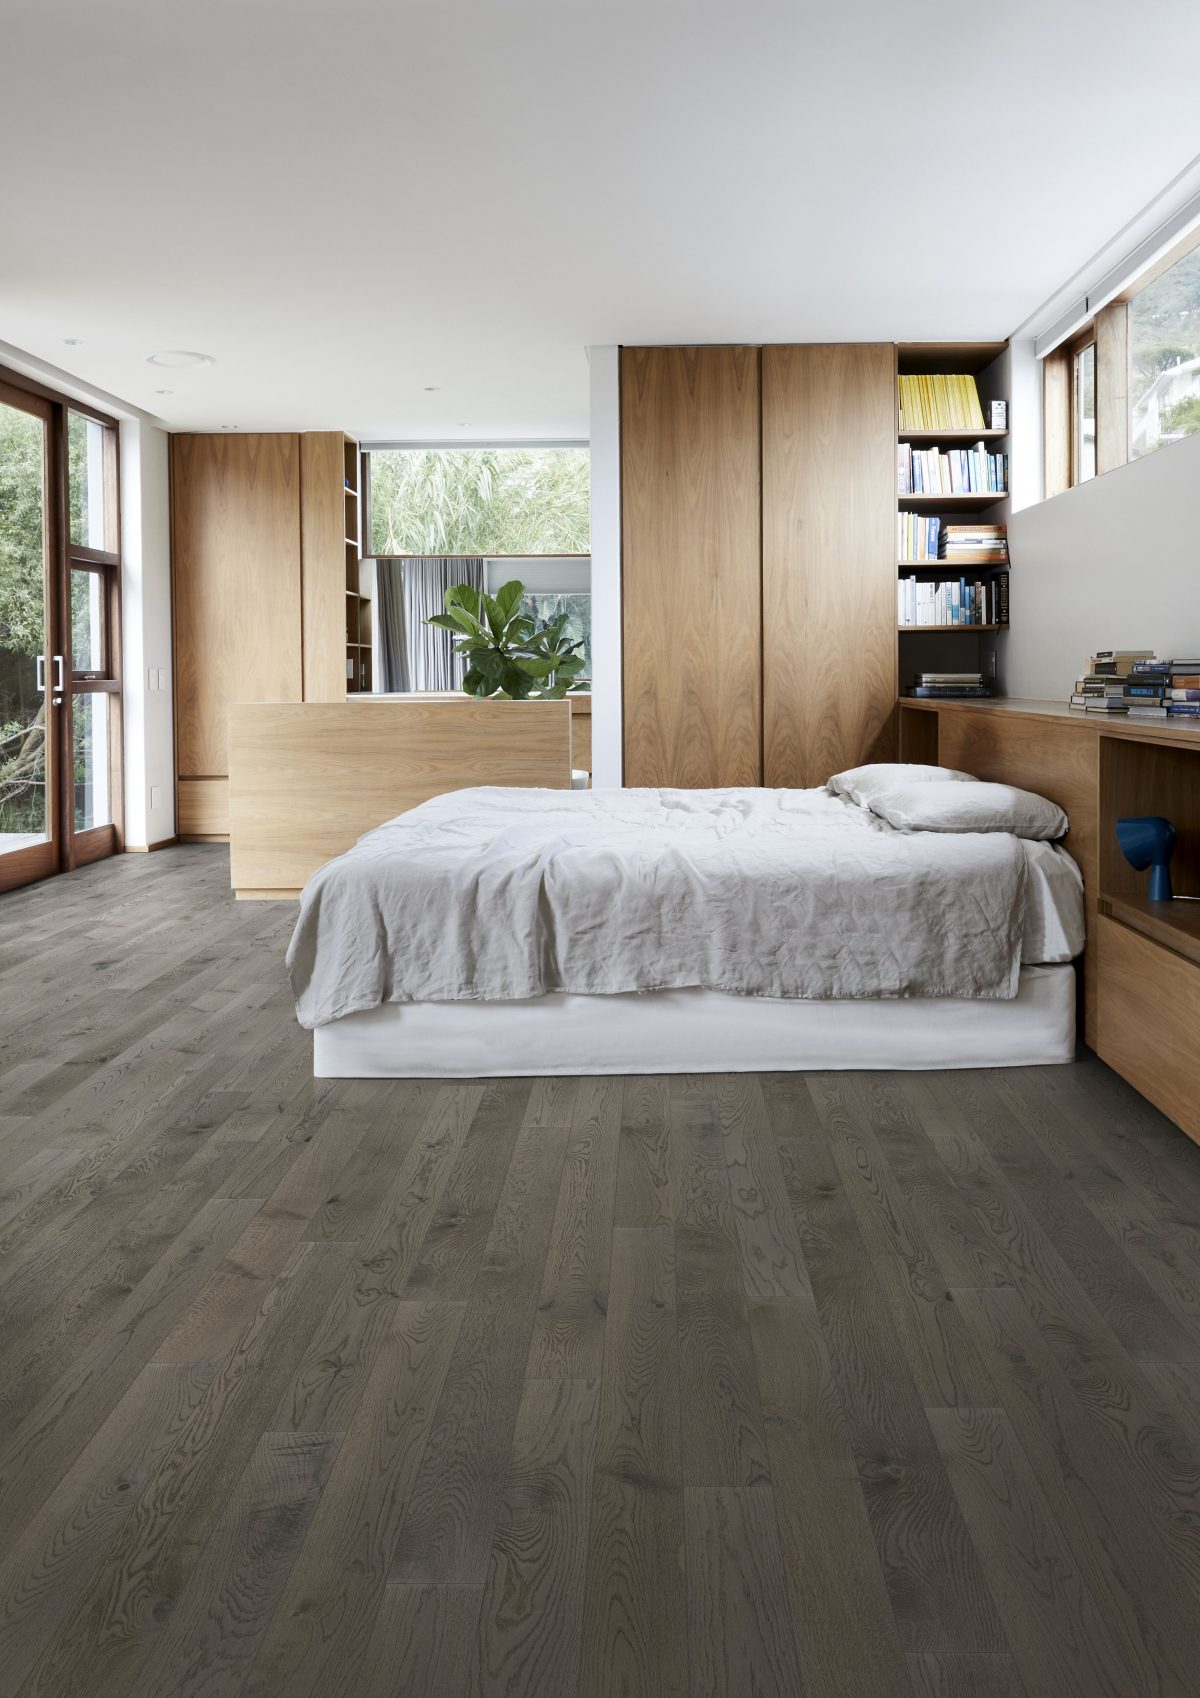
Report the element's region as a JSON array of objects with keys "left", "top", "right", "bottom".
[
  {"left": 171, "top": 430, "right": 357, "bottom": 839},
  {"left": 621, "top": 346, "right": 763, "bottom": 787},
  {"left": 620, "top": 343, "right": 897, "bottom": 789},
  {"left": 762, "top": 344, "right": 896, "bottom": 785}
]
